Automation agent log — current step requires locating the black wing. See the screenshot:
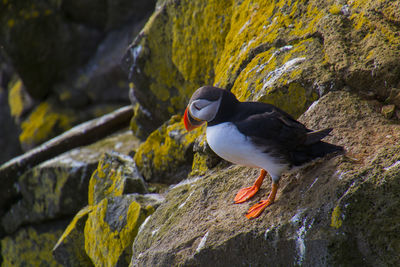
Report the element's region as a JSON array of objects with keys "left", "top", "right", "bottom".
[{"left": 232, "top": 102, "right": 332, "bottom": 149}]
